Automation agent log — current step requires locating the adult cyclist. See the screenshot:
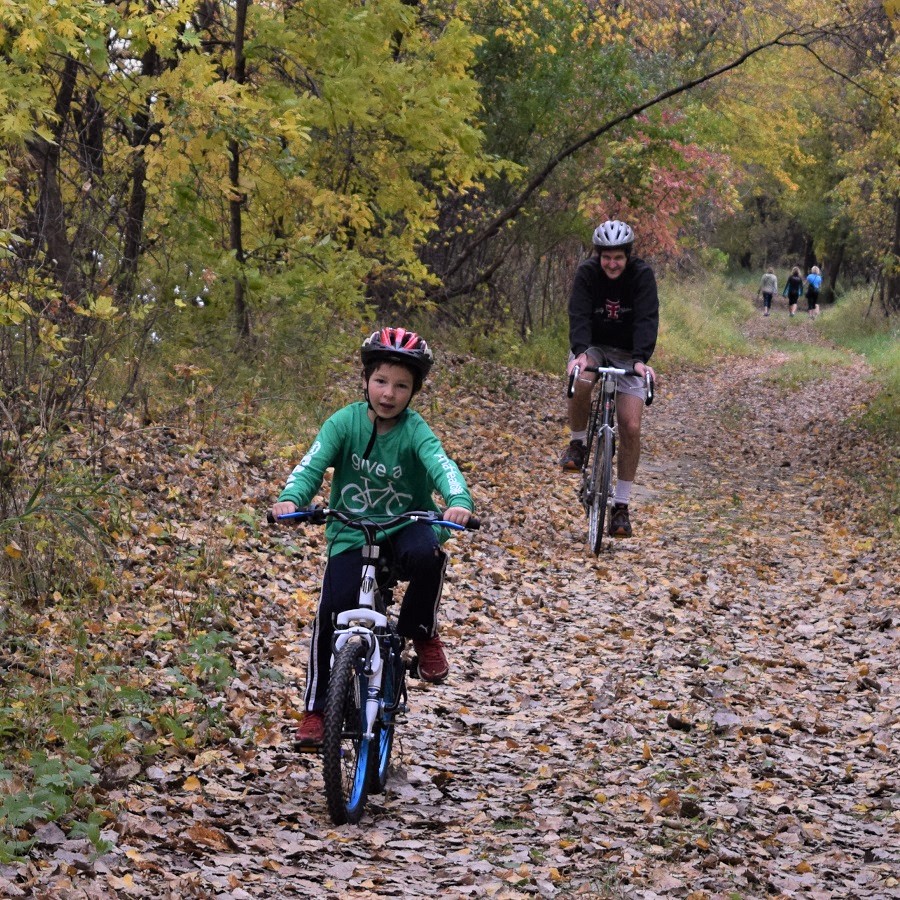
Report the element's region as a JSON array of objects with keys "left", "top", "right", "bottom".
[{"left": 559, "top": 220, "right": 659, "bottom": 538}]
